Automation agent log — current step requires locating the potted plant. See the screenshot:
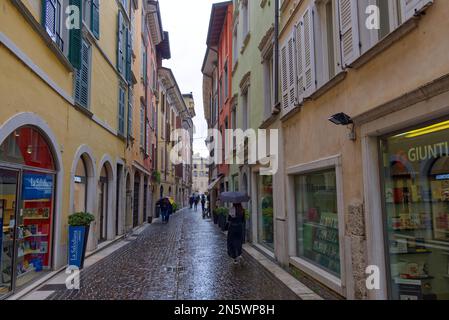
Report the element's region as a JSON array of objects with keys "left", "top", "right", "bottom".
[
  {"left": 213, "top": 208, "right": 219, "bottom": 224},
  {"left": 151, "top": 171, "right": 161, "bottom": 184},
  {"left": 68, "top": 212, "right": 95, "bottom": 269},
  {"left": 216, "top": 207, "right": 229, "bottom": 231}
]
